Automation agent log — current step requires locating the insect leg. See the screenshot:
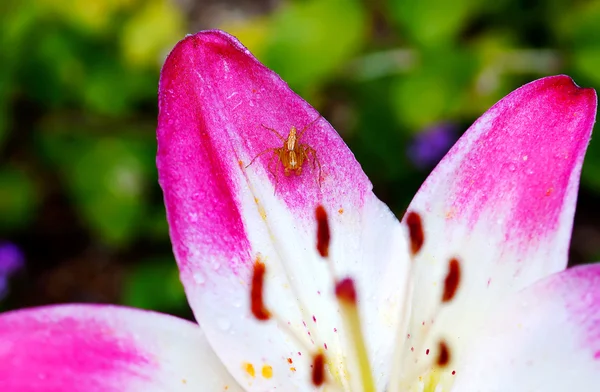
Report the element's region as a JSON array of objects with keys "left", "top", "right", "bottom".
[
  {"left": 271, "top": 152, "right": 282, "bottom": 195},
  {"left": 246, "top": 147, "right": 275, "bottom": 168},
  {"left": 305, "top": 146, "right": 322, "bottom": 188},
  {"left": 297, "top": 114, "right": 323, "bottom": 140},
  {"left": 260, "top": 124, "right": 286, "bottom": 142}
]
